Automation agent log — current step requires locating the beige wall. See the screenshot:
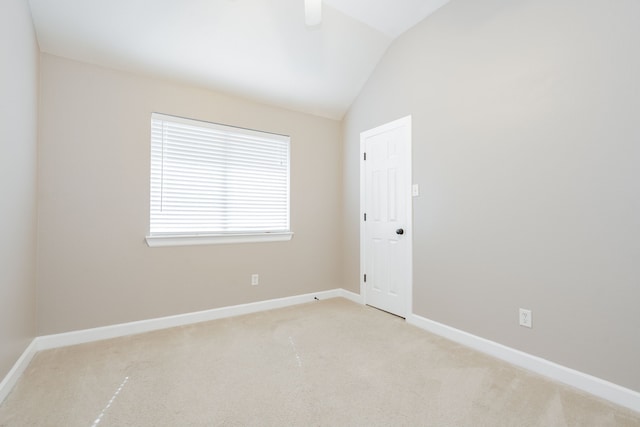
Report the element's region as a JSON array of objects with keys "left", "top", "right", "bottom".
[
  {"left": 37, "top": 54, "right": 343, "bottom": 335},
  {"left": 343, "top": 0, "right": 640, "bottom": 391},
  {"left": 0, "top": 0, "right": 39, "bottom": 378}
]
